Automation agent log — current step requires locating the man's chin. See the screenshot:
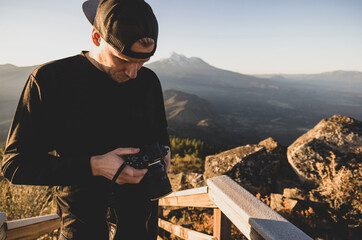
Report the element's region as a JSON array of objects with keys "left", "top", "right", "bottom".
[{"left": 111, "top": 75, "right": 130, "bottom": 83}]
